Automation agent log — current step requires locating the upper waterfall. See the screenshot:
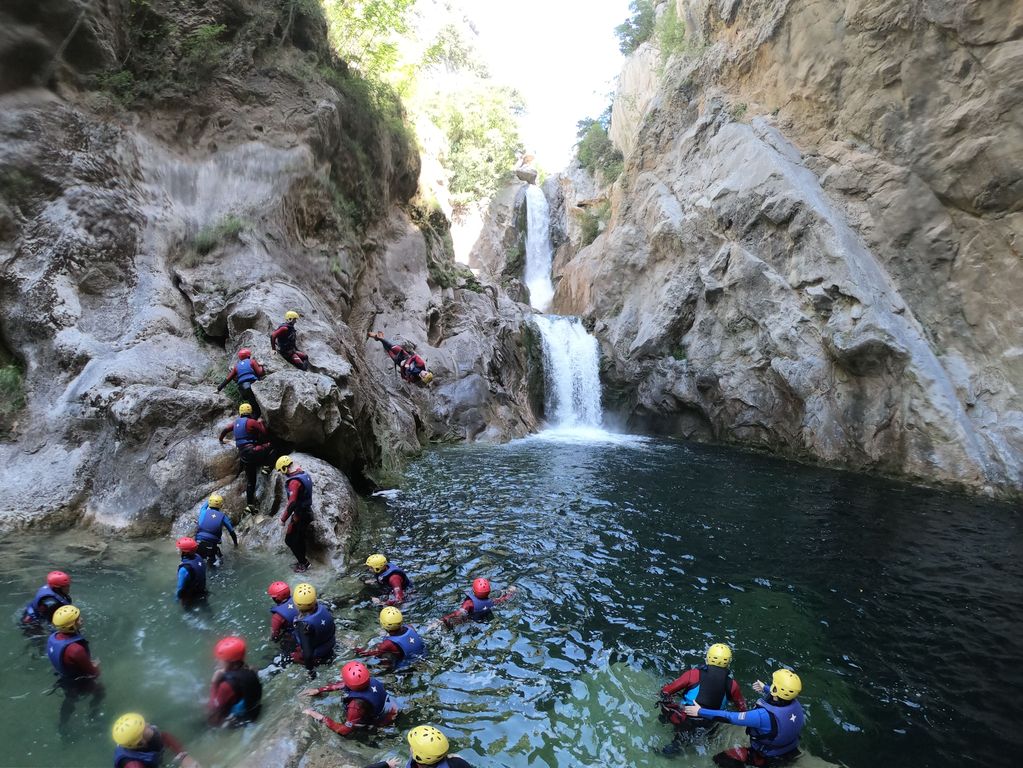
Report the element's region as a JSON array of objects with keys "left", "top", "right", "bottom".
[{"left": 524, "top": 185, "right": 555, "bottom": 311}]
